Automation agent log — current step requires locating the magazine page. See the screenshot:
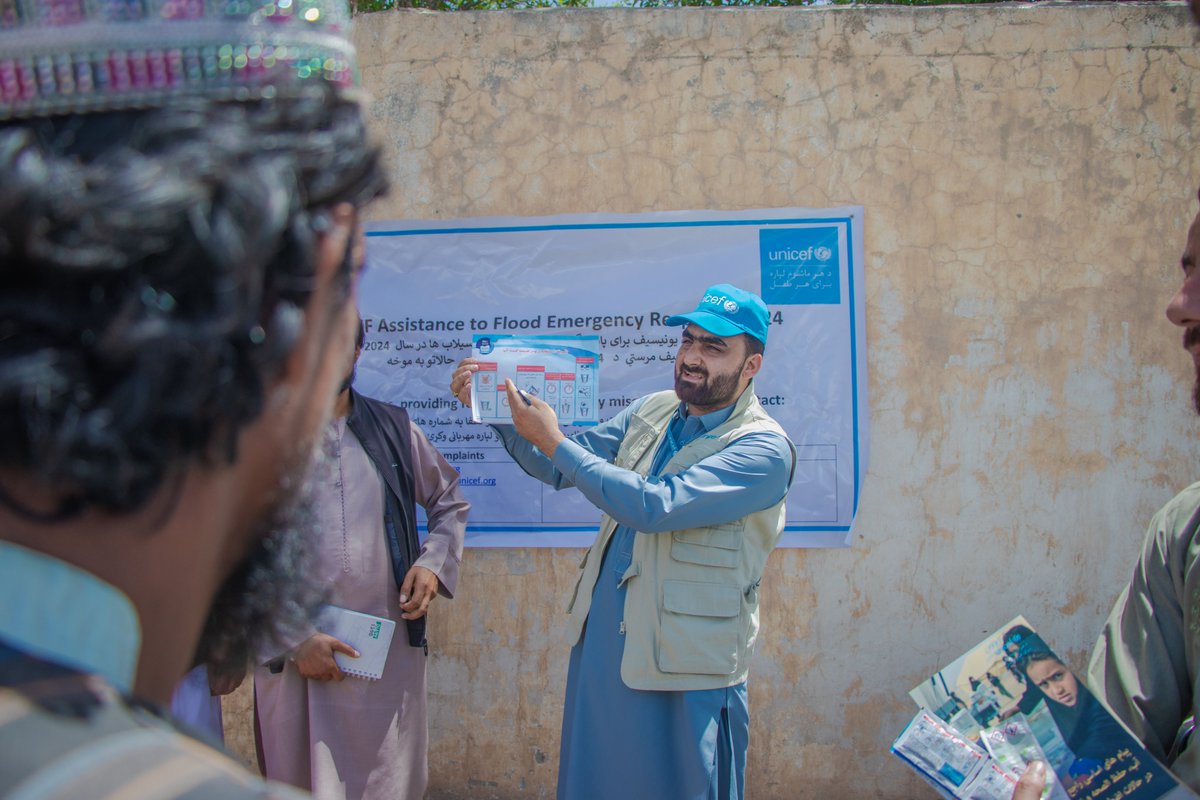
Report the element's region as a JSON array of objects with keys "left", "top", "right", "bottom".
[{"left": 902, "top": 616, "right": 1192, "bottom": 800}]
